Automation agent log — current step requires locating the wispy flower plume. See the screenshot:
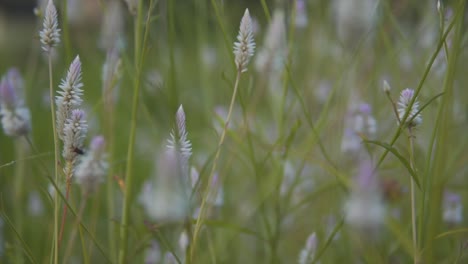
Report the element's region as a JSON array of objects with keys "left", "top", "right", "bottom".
[
  {"left": 75, "top": 136, "right": 108, "bottom": 195},
  {"left": 56, "top": 55, "right": 84, "bottom": 139},
  {"left": 397, "top": 88, "right": 422, "bottom": 128},
  {"left": 39, "top": 0, "right": 61, "bottom": 52},
  {"left": 0, "top": 69, "right": 31, "bottom": 137},
  {"left": 234, "top": 8, "right": 255, "bottom": 72}
]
